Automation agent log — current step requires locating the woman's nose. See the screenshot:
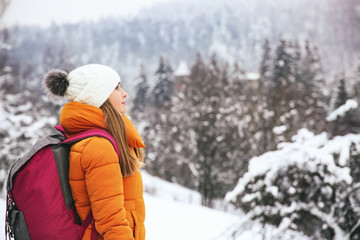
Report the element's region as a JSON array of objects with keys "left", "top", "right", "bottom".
[{"left": 122, "top": 90, "right": 128, "bottom": 98}]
